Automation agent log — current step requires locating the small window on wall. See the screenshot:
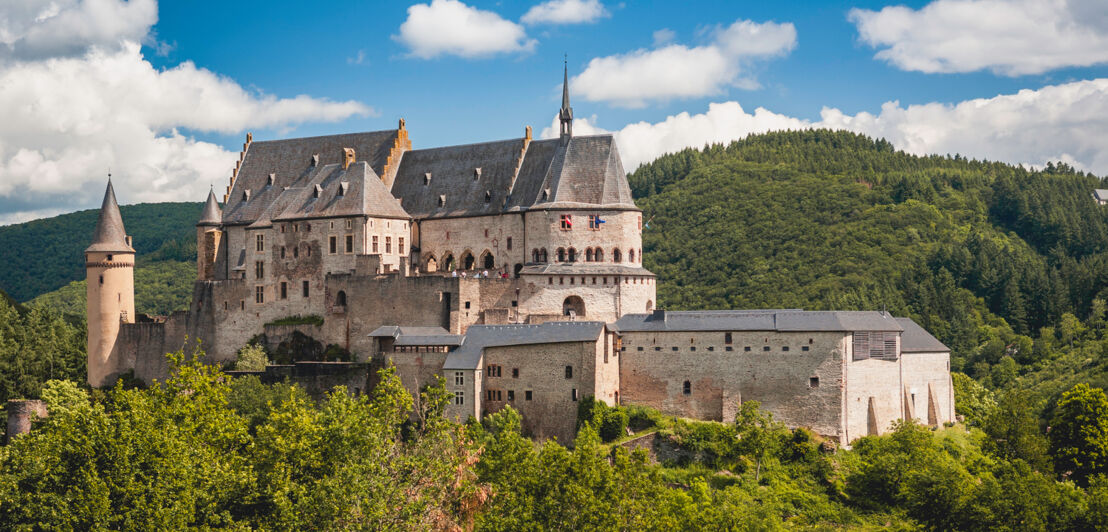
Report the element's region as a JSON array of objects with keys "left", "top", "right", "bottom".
[
  {"left": 455, "top": 372, "right": 464, "bottom": 386},
  {"left": 506, "top": 237, "right": 512, "bottom": 250},
  {"left": 802, "top": 346, "right": 810, "bottom": 352},
  {"left": 399, "top": 238, "right": 405, "bottom": 255},
  {"left": 329, "top": 236, "right": 337, "bottom": 254},
  {"left": 565, "top": 365, "right": 573, "bottom": 379},
  {"left": 345, "top": 235, "right": 354, "bottom": 253},
  {"left": 525, "top": 390, "right": 533, "bottom": 401},
  {"left": 346, "top": 219, "right": 353, "bottom": 230},
  {"left": 372, "top": 236, "right": 379, "bottom": 253},
  {"left": 280, "top": 247, "right": 286, "bottom": 259},
  {"left": 302, "top": 280, "right": 310, "bottom": 297},
  {"left": 512, "top": 368, "right": 519, "bottom": 378},
  {"left": 454, "top": 391, "right": 464, "bottom": 405},
  {"left": 255, "top": 261, "right": 265, "bottom": 279},
  {"left": 572, "top": 388, "right": 578, "bottom": 401},
  {"left": 560, "top": 214, "right": 572, "bottom": 230},
  {"left": 255, "top": 285, "right": 264, "bottom": 303},
  {"left": 683, "top": 380, "right": 691, "bottom": 395},
  {"left": 280, "top": 282, "right": 287, "bottom": 300},
  {"left": 809, "top": 377, "right": 820, "bottom": 388},
  {"left": 508, "top": 390, "right": 515, "bottom": 401},
  {"left": 385, "top": 237, "right": 392, "bottom": 254},
  {"left": 725, "top": 332, "right": 733, "bottom": 344},
  {"left": 256, "top": 234, "right": 265, "bottom": 252}
]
